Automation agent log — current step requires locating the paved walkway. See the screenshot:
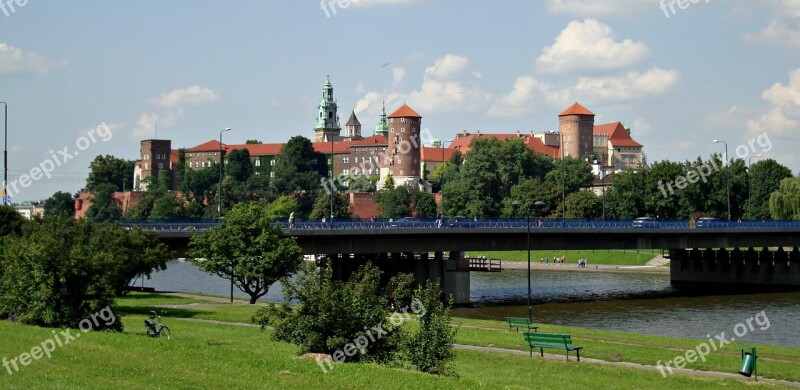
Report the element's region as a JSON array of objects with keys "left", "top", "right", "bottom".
[{"left": 501, "top": 261, "right": 668, "bottom": 273}]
